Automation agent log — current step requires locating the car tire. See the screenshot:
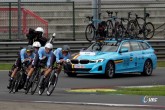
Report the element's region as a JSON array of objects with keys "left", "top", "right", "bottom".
[
  {"left": 66, "top": 72, "right": 77, "bottom": 77},
  {"left": 141, "top": 59, "right": 153, "bottom": 76},
  {"left": 105, "top": 61, "right": 115, "bottom": 78}
]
